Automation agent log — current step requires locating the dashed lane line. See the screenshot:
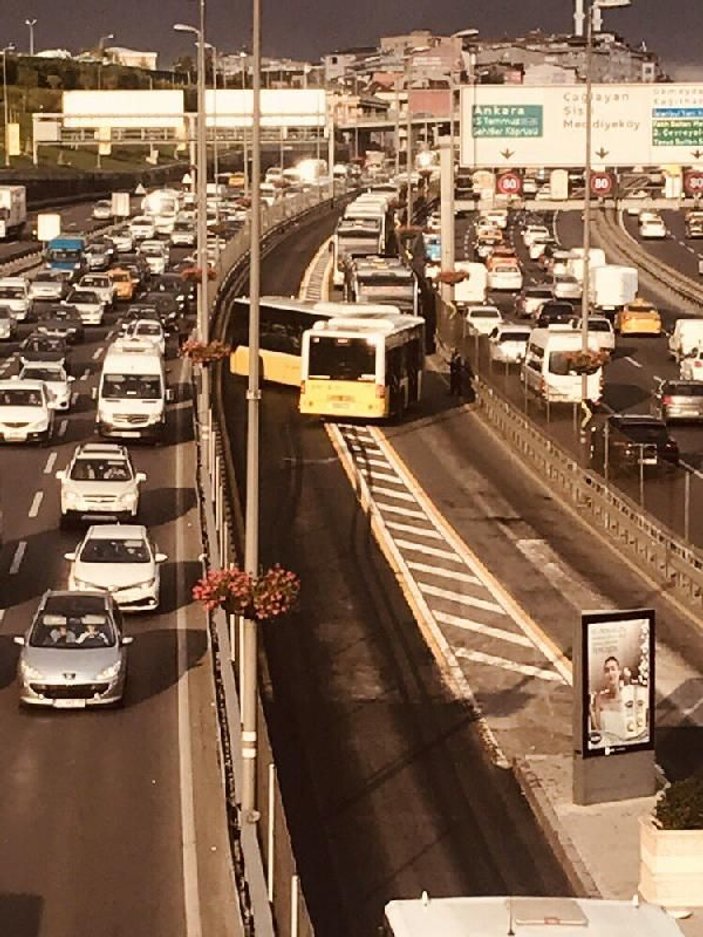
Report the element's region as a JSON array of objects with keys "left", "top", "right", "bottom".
[
  {"left": 9, "top": 541, "right": 26, "bottom": 575},
  {"left": 624, "top": 356, "right": 643, "bottom": 368},
  {"left": 43, "top": 451, "right": 57, "bottom": 474},
  {"left": 92, "top": 347, "right": 104, "bottom": 361},
  {"left": 58, "top": 419, "right": 68, "bottom": 437},
  {"left": 28, "top": 492, "right": 43, "bottom": 518}
]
